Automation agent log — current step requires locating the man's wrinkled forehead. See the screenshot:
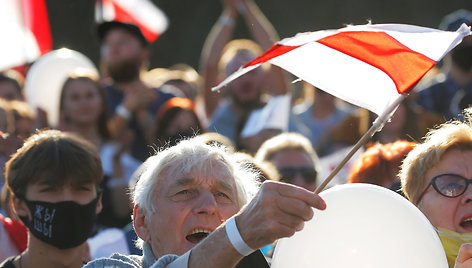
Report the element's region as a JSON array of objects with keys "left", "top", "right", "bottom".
[{"left": 161, "top": 163, "right": 236, "bottom": 190}]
